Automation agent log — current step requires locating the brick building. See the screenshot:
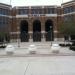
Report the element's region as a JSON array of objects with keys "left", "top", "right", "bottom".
[
  {"left": 0, "top": 0, "right": 75, "bottom": 42},
  {"left": 0, "top": 3, "right": 11, "bottom": 42}
]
